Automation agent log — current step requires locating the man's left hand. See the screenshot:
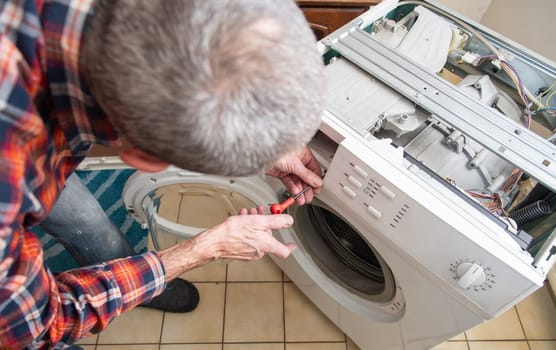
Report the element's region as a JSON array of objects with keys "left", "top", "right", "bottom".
[{"left": 265, "top": 146, "right": 323, "bottom": 205}]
